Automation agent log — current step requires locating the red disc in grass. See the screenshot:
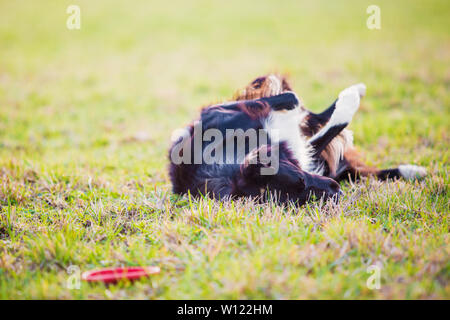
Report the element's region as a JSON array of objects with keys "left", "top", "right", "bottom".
[{"left": 81, "top": 266, "right": 160, "bottom": 284}]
